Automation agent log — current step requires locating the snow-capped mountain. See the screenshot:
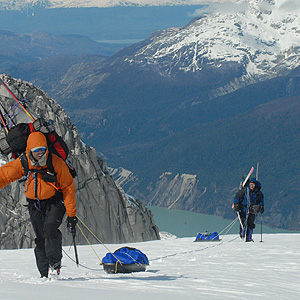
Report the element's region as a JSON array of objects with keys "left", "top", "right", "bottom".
[
  {"left": 111, "top": 0, "right": 300, "bottom": 96},
  {"left": 3, "top": 0, "right": 300, "bottom": 232},
  {"left": 0, "top": 0, "right": 51, "bottom": 10},
  {"left": 0, "top": 0, "right": 213, "bottom": 10}
]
